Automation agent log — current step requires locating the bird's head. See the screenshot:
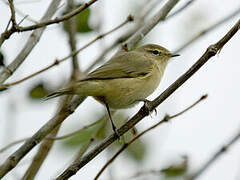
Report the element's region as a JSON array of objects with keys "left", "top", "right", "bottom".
[{"left": 135, "top": 44, "right": 179, "bottom": 63}]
